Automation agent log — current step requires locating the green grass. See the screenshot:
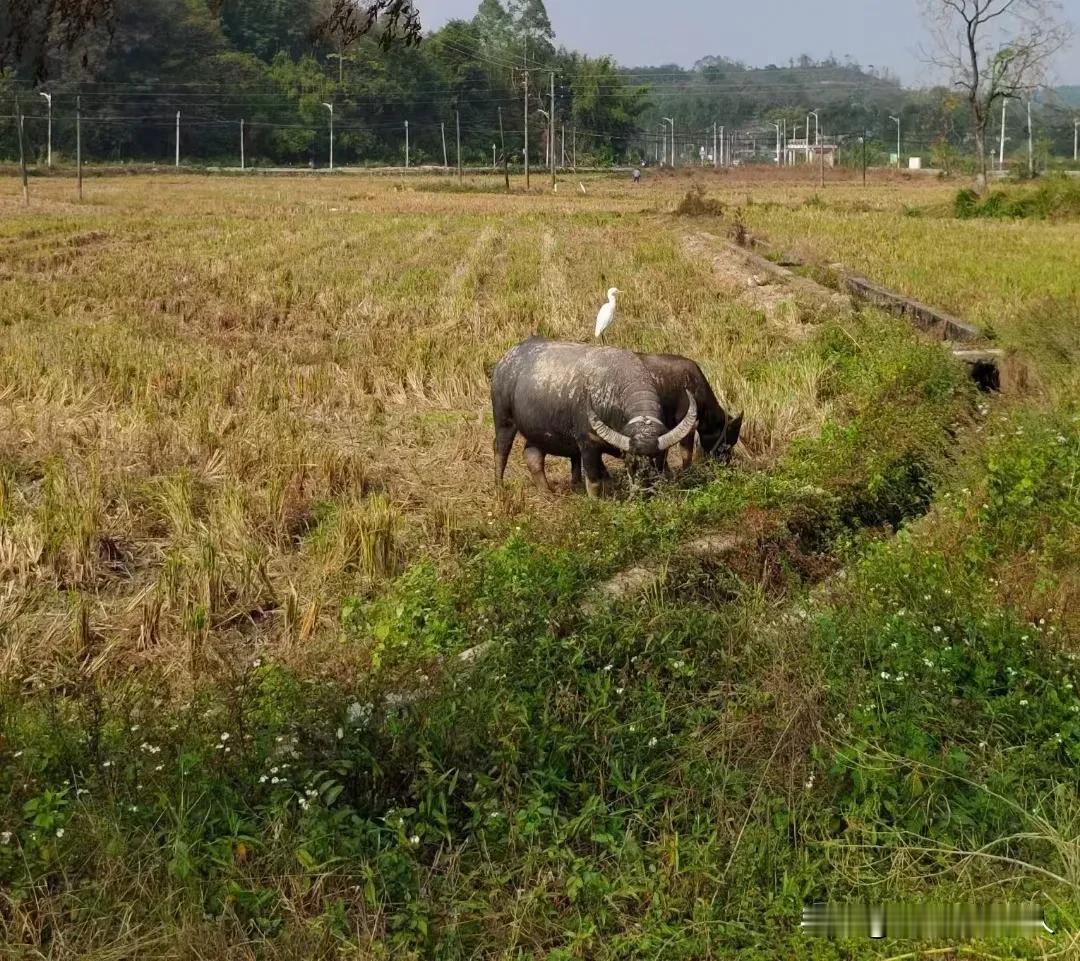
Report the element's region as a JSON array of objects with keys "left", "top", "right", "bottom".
[
  {"left": 1, "top": 171, "right": 1077, "bottom": 959},
  {"left": 955, "top": 175, "right": 1080, "bottom": 221}
]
